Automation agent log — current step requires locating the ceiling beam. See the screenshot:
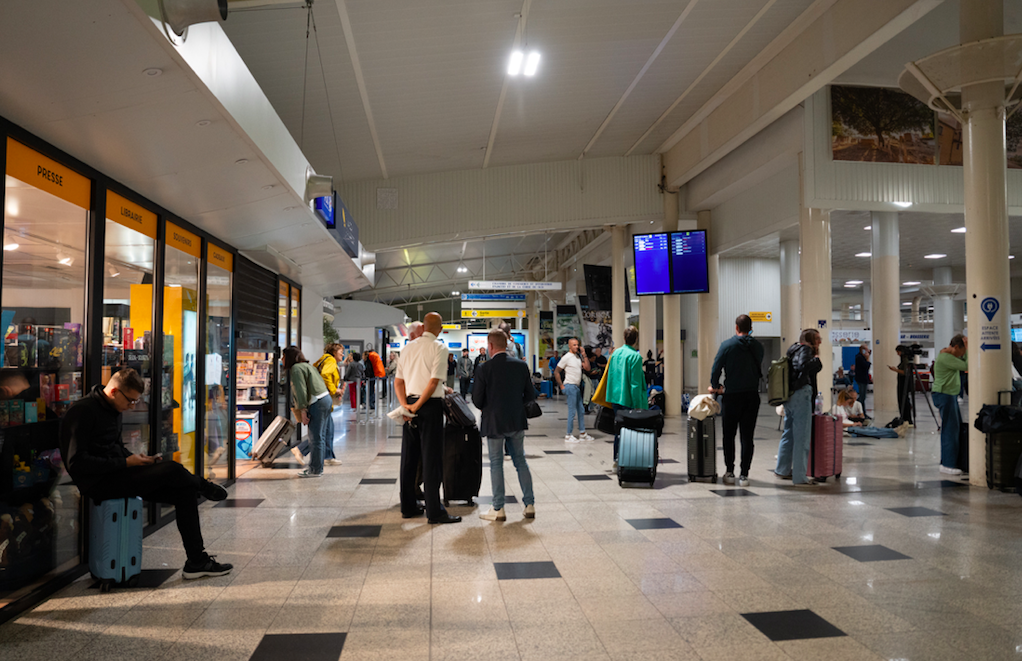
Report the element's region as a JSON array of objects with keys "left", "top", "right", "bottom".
[{"left": 483, "top": 0, "right": 531, "bottom": 169}]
